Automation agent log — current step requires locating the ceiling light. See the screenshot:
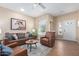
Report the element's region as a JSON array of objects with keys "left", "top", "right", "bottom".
[{"left": 20, "top": 8, "right": 24, "bottom": 11}]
